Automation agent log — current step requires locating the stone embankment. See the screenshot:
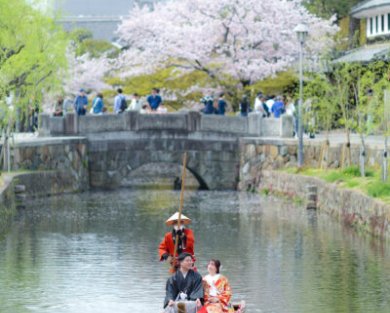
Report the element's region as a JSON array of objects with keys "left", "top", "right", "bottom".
[
  {"left": 259, "top": 171, "right": 389, "bottom": 238},
  {"left": 0, "top": 170, "right": 84, "bottom": 238},
  {"left": 239, "top": 138, "right": 390, "bottom": 239}
]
